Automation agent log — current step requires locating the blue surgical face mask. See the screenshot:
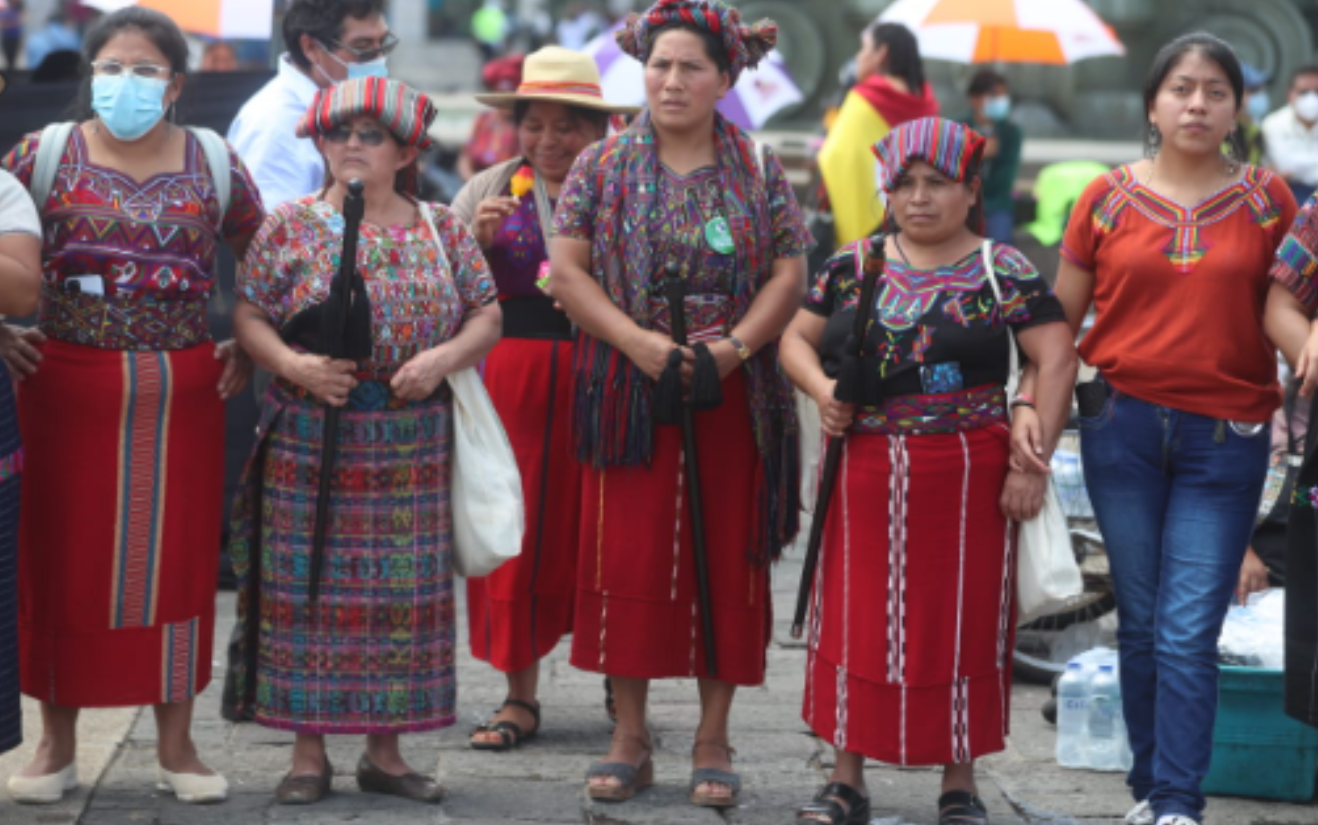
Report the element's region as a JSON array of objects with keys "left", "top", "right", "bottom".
[
  {"left": 1247, "top": 91, "right": 1271, "bottom": 123},
  {"left": 318, "top": 43, "right": 389, "bottom": 82},
  {"left": 91, "top": 74, "right": 169, "bottom": 142},
  {"left": 983, "top": 95, "right": 1011, "bottom": 121}
]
